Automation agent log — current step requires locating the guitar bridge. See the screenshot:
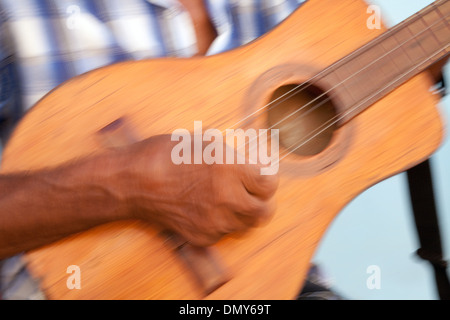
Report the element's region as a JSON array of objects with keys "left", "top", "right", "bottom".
[{"left": 160, "top": 231, "right": 230, "bottom": 296}]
